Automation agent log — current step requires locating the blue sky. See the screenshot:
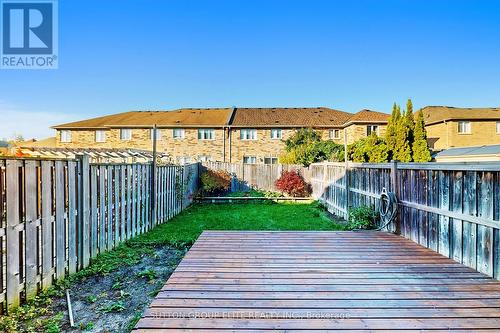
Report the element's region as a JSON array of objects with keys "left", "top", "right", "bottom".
[{"left": 1, "top": 0, "right": 500, "bottom": 139}]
